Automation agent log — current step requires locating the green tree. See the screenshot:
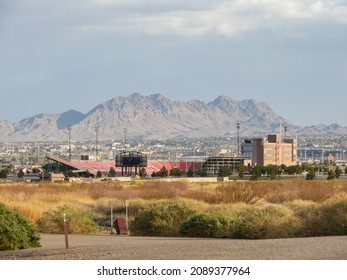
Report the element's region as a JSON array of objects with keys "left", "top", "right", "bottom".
[
  {"left": 186, "top": 168, "right": 194, "bottom": 177},
  {"left": 237, "top": 165, "right": 246, "bottom": 179},
  {"left": 335, "top": 167, "right": 341, "bottom": 179},
  {"left": 96, "top": 170, "right": 102, "bottom": 178},
  {"left": 327, "top": 169, "right": 336, "bottom": 180},
  {"left": 287, "top": 164, "right": 303, "bottom": 175},
  {"left": 139, "top": 167, "right": 147, "bottom": 178},
  {"left": 158, "top": 166, "right": 168, "bottom": 177},
  {"left": 218, "top": 166, "right": 232, "bottom": 177},
  {"left": 108, "top": 167, "right": 116, "bottom": 177},
  {"left": 170, "top": 167, "right": 183, "bottom": 177},
  {"left": 250, "top": 165, "right": 262, "bottom": 180},
  {"left": 196, "top": 168, "right": 207, "bottom": 177},
  {"left": 17, "top": 169, "right": 24, "bottom": 178},
  {"left": 266, "top": 165, "right": 280, "bottom": 180},
  {"left": 306, "top": 168, "right": 316, "bottom": 180},
  {"left": 0, "top": 168, "right": 10, "bottom": 178}
]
